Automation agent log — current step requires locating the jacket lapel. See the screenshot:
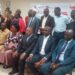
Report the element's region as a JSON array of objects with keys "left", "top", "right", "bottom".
[
  {"left": 43, "top": 36, "right": 52, "bottom": 54},
  {"left": 64, "top": 40, "right": 74, "bottom": 59},
  {"left": 45, "top": 16, "right": 50, "bottom": 26},
  {"left": 39, "top": 36, "right": 44, "bottom": 50},
  {"left": 27, "top": 35, "right": 33, "bottom": 42},
  {"left": 65, "top": 40, "right": 74, "bottom": 51}
]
